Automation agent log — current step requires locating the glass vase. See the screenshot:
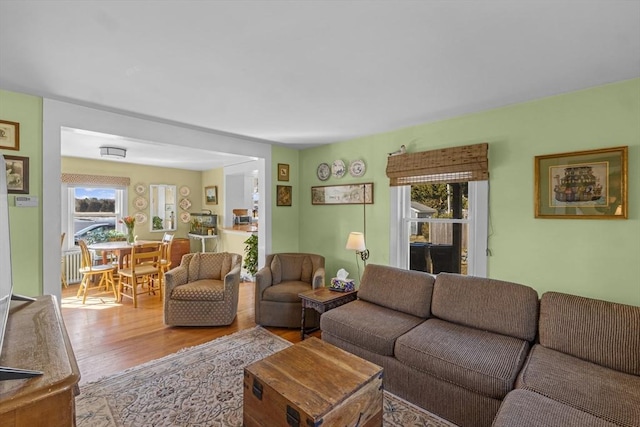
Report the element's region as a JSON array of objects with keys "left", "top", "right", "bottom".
[{"left": 126, "top": 227, "right": 135, "bottom": 244}]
